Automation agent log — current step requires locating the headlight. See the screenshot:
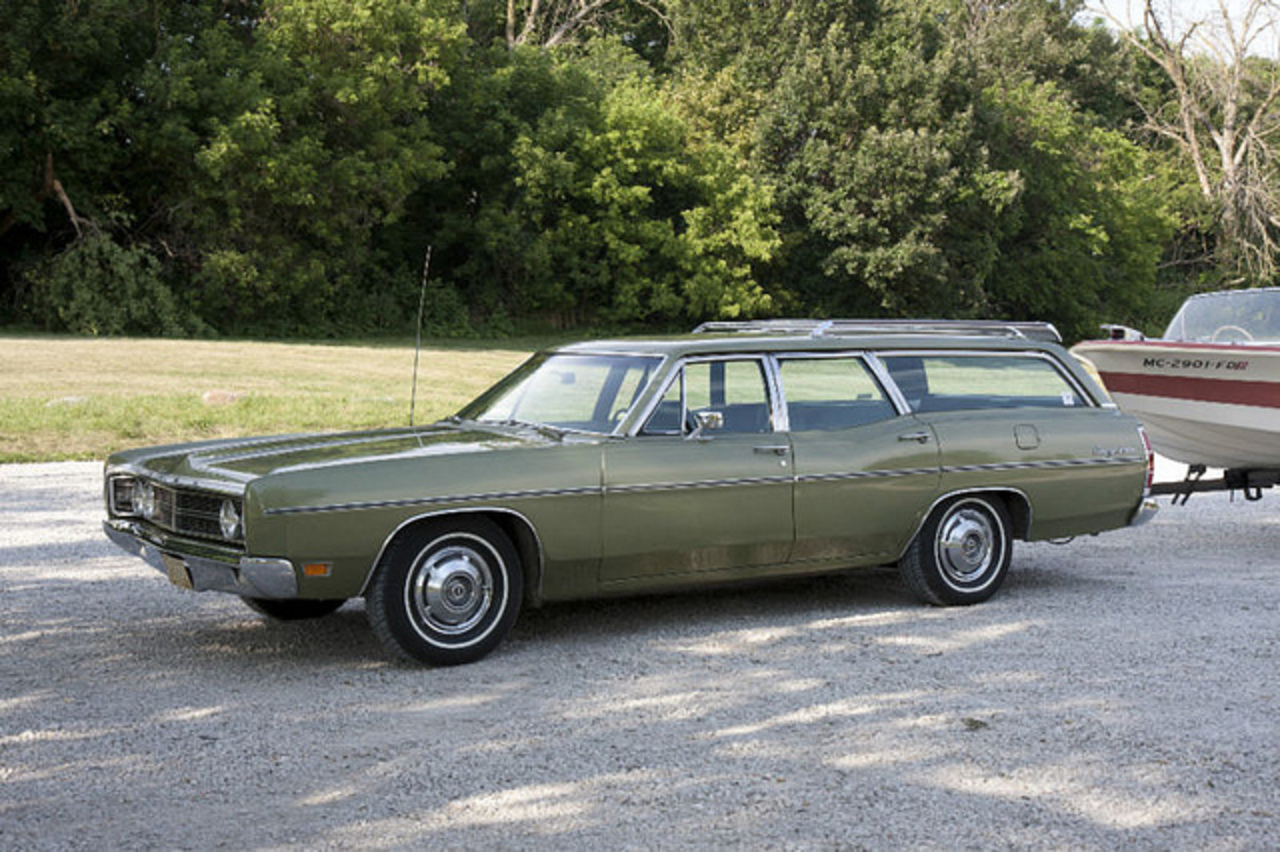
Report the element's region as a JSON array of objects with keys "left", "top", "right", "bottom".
[
  {"left": 219, "top": 498, "right": 243, "bottom": 541},
  {"left": 135, "top": 480, "right": 156, "bottom": 520}
]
